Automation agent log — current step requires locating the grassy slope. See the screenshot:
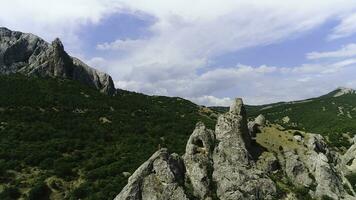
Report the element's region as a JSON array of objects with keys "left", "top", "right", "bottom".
[
  {"left": 0, "top": 75, "right": 217, "bottom": 200},
  {"left": 211, "top": 93, "right": 356, "bottom": 149}
]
